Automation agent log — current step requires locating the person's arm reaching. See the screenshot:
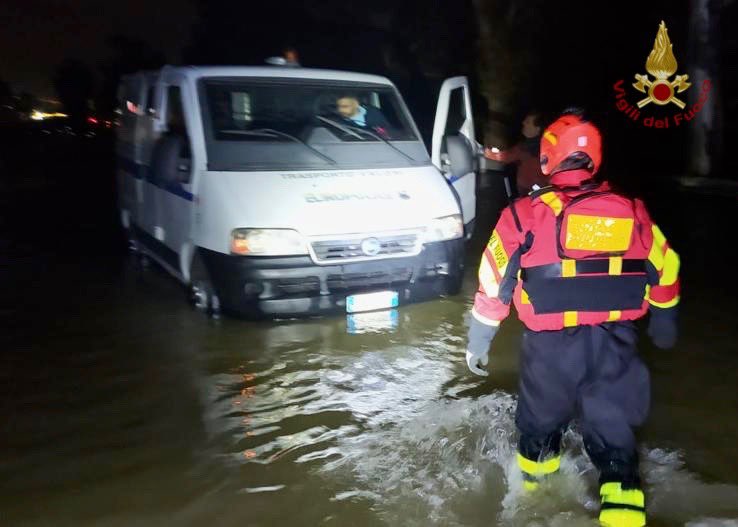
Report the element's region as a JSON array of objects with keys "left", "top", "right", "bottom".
[
  {"left": 484, "top": 142, "right": 522, "bottom": 164},
  {"left": 466, "top": 203, "right": 529, "bottom": 375}
]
